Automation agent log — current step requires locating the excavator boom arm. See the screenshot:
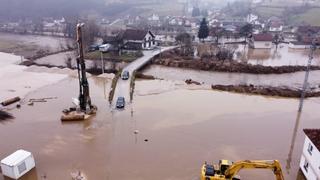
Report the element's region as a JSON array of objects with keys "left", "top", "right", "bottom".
[{"left": 224, "top": 160, "right": 284, "bottom": 180}]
